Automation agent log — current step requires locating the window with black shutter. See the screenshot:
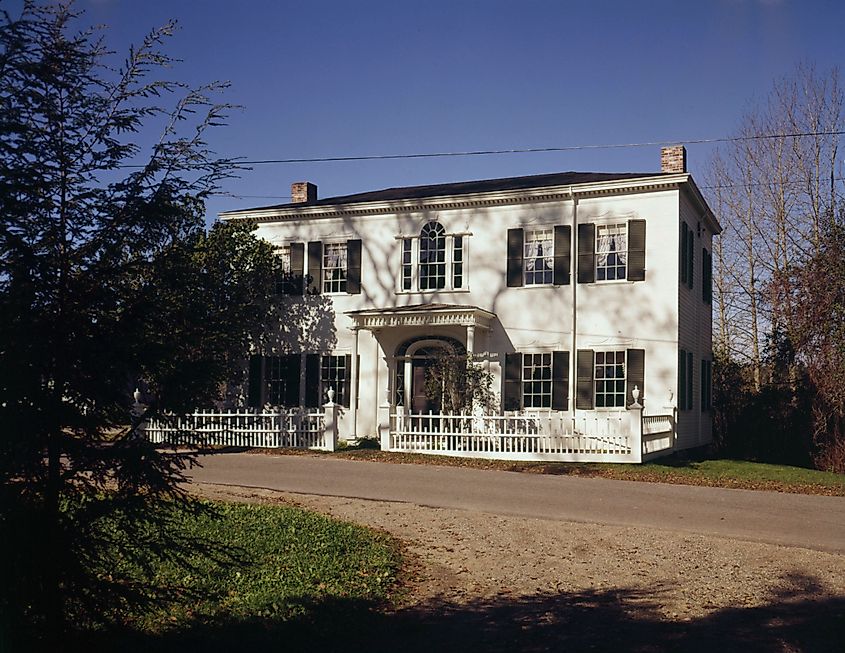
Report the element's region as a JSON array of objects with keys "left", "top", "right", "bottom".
[
  {"left": 626, "top": 348, "right": 645, "bottom": 407},
  {"left": 576, "top": 349, "right": 595, "bottom": 409},
  {"left": 626, "top": 220, "right": 646, "bottom": 282},
  {"left": 307, "top": 241, "right": 322, "bottom": 294},
  {"left": 503, "top": 352, "right": 522, "bottom": 410},
  {"left": 346, "top": 240, "right": 362, "bottom": 295},
  {"left": 577, "top": 224, "right": 595, "bottom": 284},
  {"left": 507, "top": 229, "right": 524, "bottom": 287}
]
